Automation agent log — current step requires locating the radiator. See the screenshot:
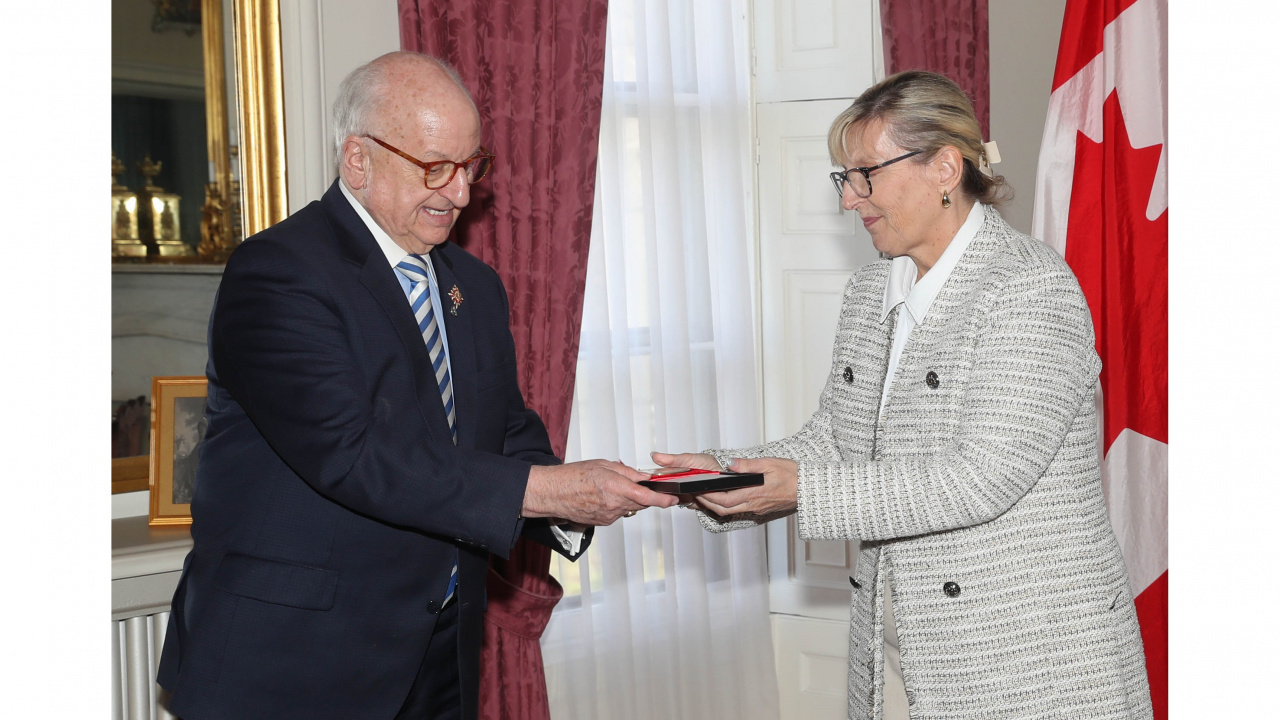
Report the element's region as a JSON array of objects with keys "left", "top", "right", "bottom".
[{"left": 112, "top": 612, "right": 177, "bottom": 720}]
